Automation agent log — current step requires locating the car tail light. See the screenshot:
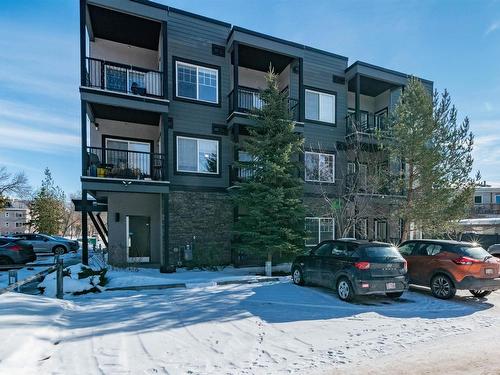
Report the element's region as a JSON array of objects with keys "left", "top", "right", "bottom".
[
  {"left": 8, "top": 244, "right": 23, "bottom": 252},
  {"left": 403, "top": 260, "right": 408, "bottom": 272},
  {"left": 354, "top": 261, "right": 370, "bottom": 270},
  {"left": 361, "top": 283, "right": 370, "bottom": 288},
  {"left": 453, "top": 256, "right": 481, "bottom": 265}
]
